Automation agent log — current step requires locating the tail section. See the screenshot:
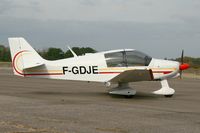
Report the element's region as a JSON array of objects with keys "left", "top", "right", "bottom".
[{"left": 8, "top": 37, "right": 44, "bottom": 76}]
